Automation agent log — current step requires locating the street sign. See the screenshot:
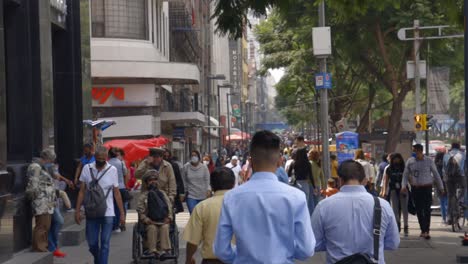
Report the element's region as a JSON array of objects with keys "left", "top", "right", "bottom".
[
  {"left": 406, "top": 61, "right": 427, "bottom": 79},
  {"left": 315, "top": 73, "right": 332, "bottom": 89}
]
